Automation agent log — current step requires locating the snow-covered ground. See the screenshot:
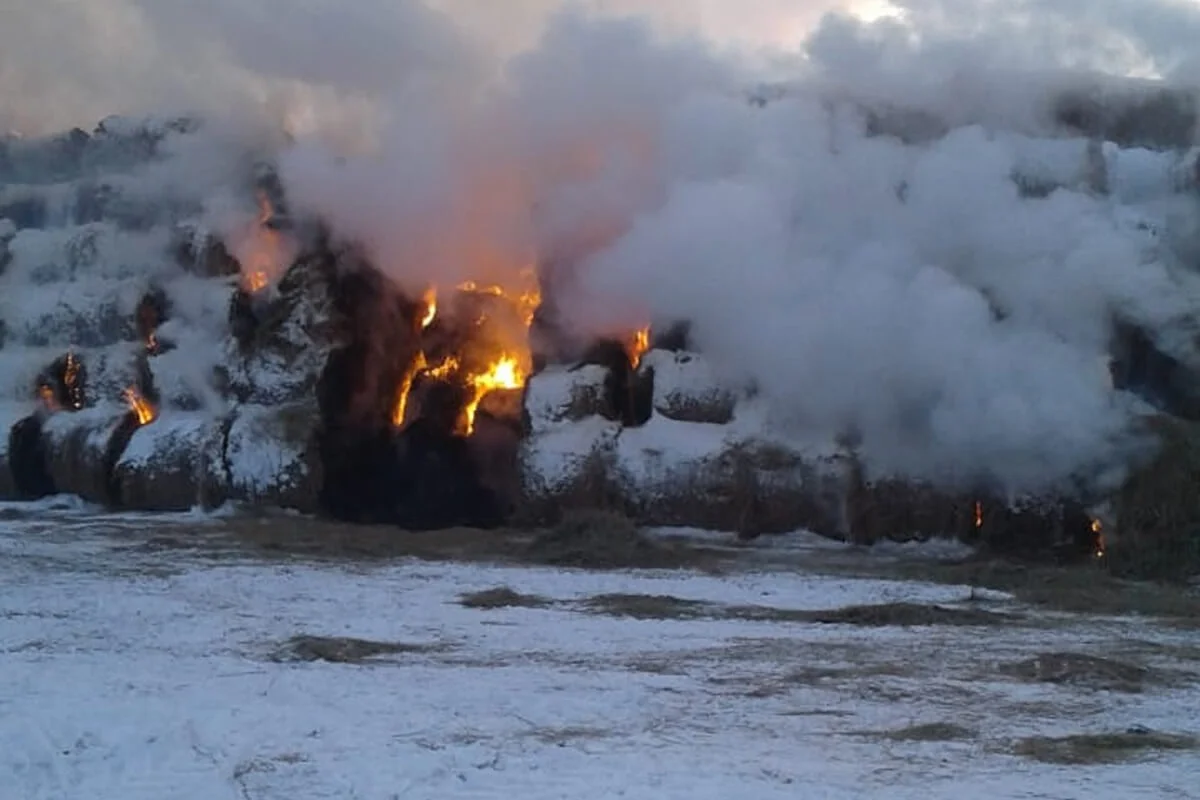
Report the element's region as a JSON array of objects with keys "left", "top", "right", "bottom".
[{"left": 1, "top": 500, "right": 1198, "bottom": 799}]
